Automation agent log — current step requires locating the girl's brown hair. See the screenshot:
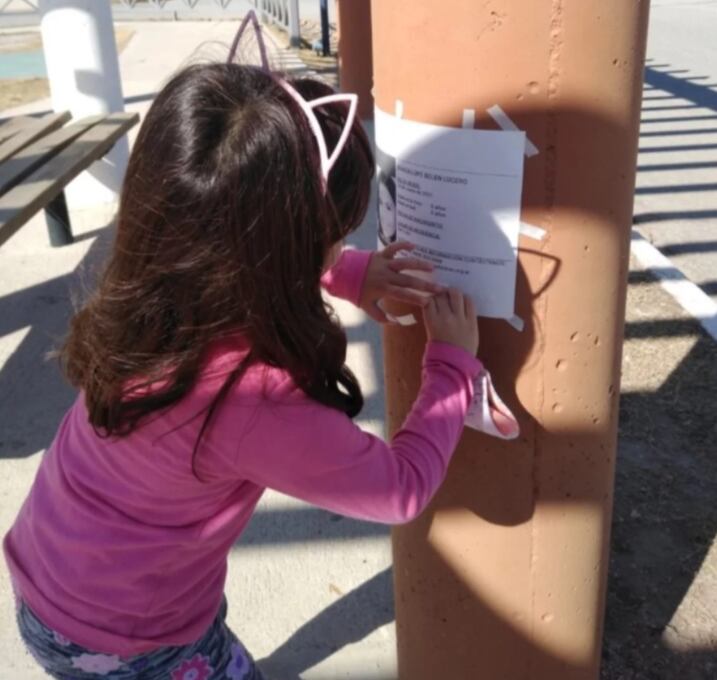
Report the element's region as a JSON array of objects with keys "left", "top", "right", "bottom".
[{"left": 61, "top": 63, "right": 374, "bottom": 443}]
